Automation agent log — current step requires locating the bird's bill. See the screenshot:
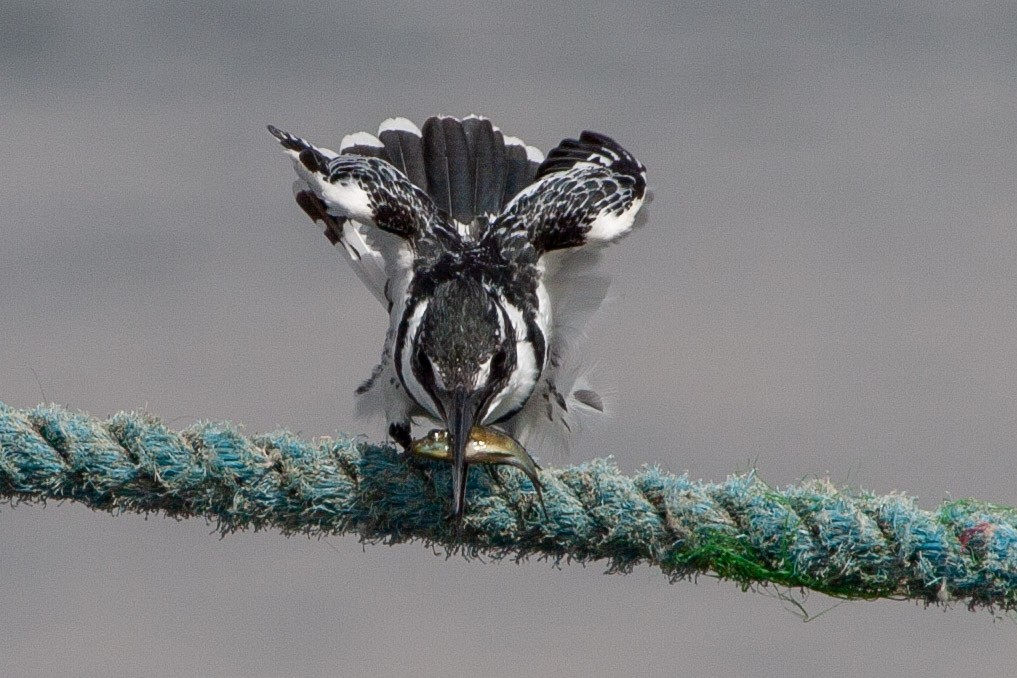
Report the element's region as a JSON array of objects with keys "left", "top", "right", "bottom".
[{"left": 448, "top": 387, "right": 478, "bottom": 520}]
